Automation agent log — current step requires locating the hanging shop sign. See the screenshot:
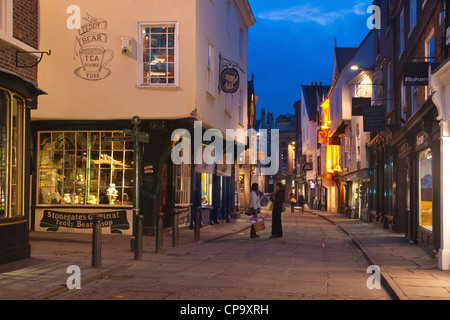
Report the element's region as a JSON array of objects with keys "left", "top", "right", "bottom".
[
  {"left": 318, "top": 130, "right": 328, "bottom": 145},
  {"left": 219, "top": 54, "right": 245, "bottom": 94},
  {"left": 363, "top": 105, "right": 386, "bottom": 132},
  {"left": 404, "top": 62, "right": 429, "bottom": 86},
  {"left": 352, "top": 97, "right": 371, "bottom": 116},
  {"left": 303, "top": 162, "right": 313, "bottom": 171},
  {"left": 39, "top": 210, "right": 130, "bottom": 234},
  {"left": 328, "top": 136, "right": 341, "bottom": 146},
  {"left": 220, "top": 68, "right": 240, "bottom": 94}
]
